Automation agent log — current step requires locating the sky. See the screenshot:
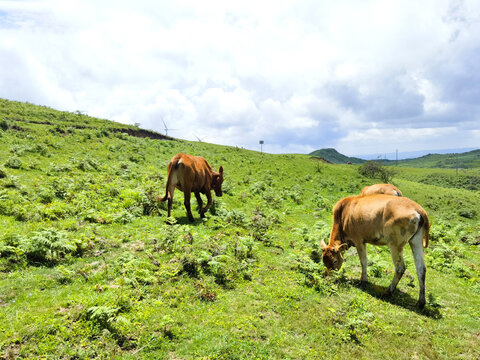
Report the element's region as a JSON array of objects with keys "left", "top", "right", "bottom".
[{"left": 0, "top": 0, "right": 479, "bottom": 157}]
